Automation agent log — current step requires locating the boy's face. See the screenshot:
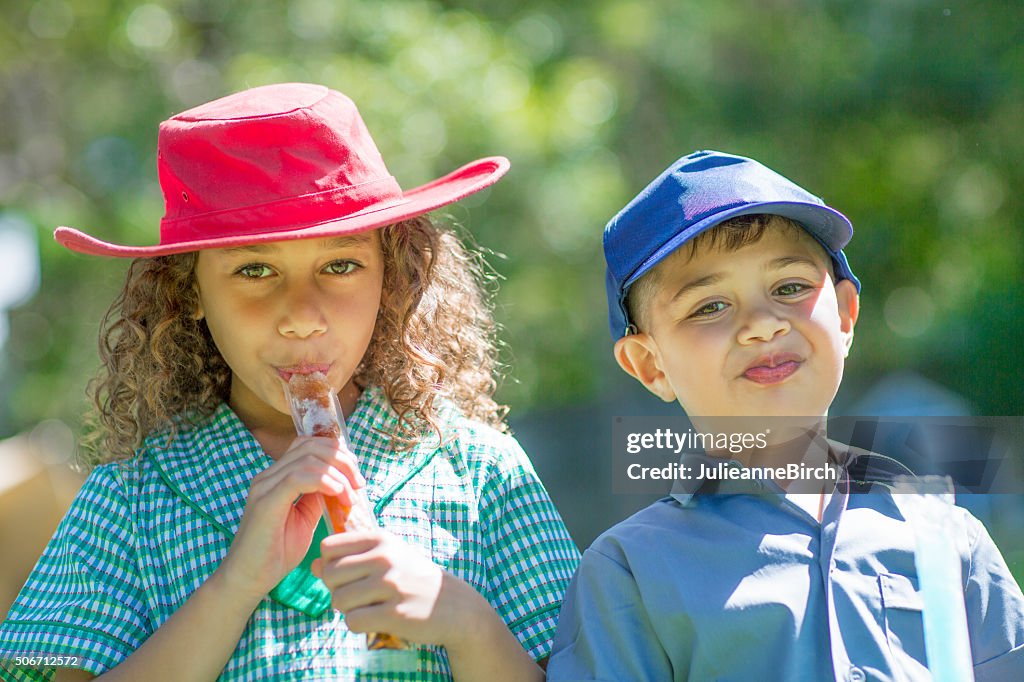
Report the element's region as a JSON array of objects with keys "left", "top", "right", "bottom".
[
  {"left": 614, "top": 225, "right": 858, "bottom": 418},
  {"left": 194, "top": 232, "right": 384, "bottom": 434}
]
